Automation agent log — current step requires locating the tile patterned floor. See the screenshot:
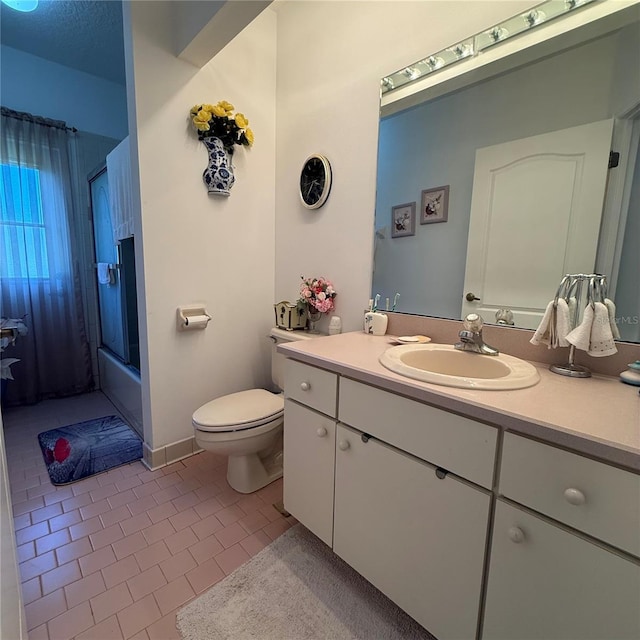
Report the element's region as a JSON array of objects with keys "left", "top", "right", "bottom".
[{"left": 3, "top": 391, "right": 295, "bottom": 640}]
